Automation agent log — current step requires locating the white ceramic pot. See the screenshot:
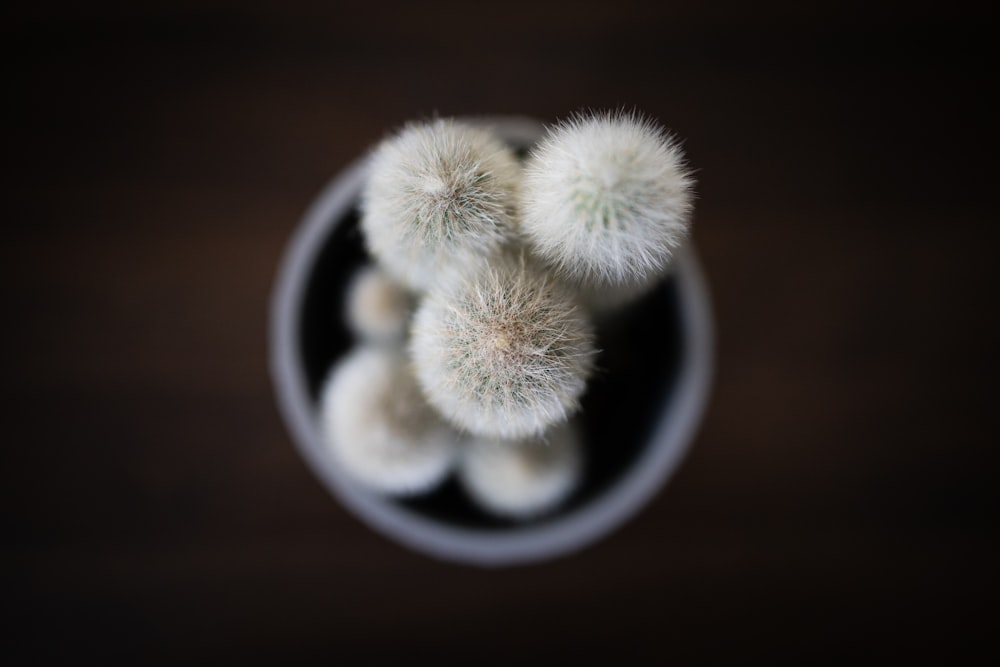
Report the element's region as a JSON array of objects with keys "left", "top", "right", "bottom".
[{"left": 269, "top": 117, "right": 714, "bottom": 567}]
